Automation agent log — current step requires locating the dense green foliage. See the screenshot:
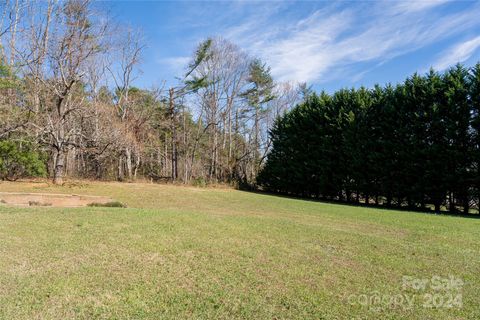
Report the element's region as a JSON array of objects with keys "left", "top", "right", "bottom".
[
  {"left": 0, "top": 140, "right": 46, "bottom": 181},
  {"left": 259, "top": 63, "right": 480, "bottom": 214}
]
